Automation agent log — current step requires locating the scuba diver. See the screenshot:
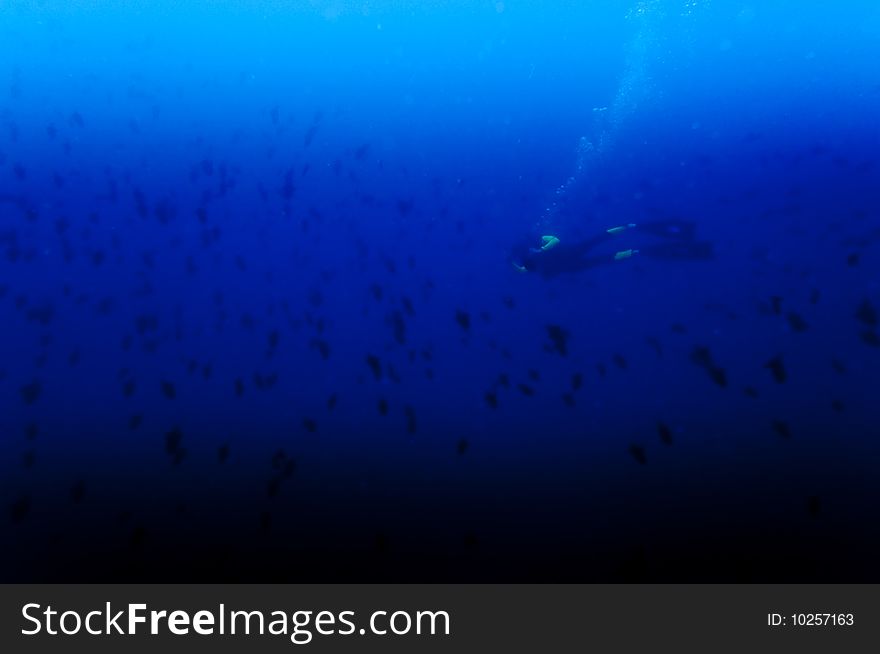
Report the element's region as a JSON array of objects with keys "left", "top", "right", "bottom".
[{"left": 510, "top": 219, "right": 714, "bottom": 277}]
